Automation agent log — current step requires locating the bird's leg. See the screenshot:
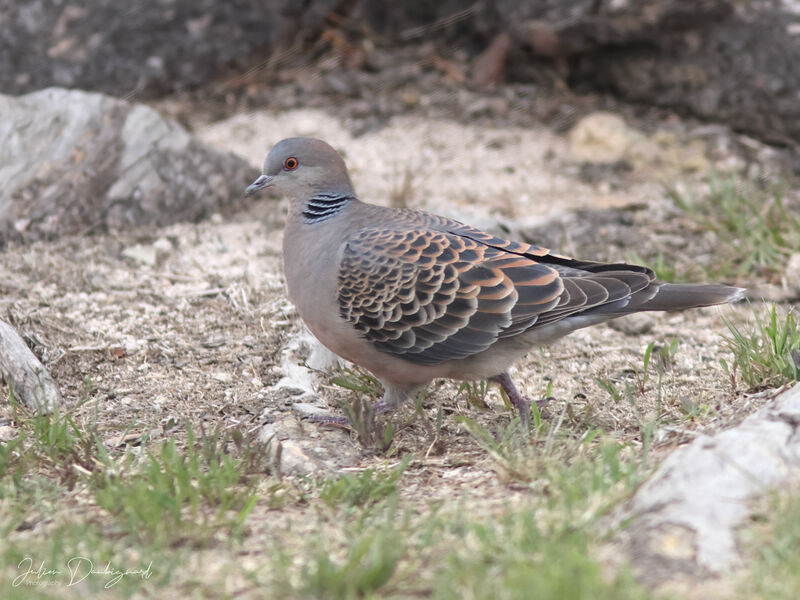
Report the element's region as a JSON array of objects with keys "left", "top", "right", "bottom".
[
  {"left": 306, "top": 385, "right": 412, "bottom": 427},
  {"left": 370, "top": 385, "right": 414, "bottom": 415},
  {"left": 489, "top": 372, "right": 536, "bottom": 425}
]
